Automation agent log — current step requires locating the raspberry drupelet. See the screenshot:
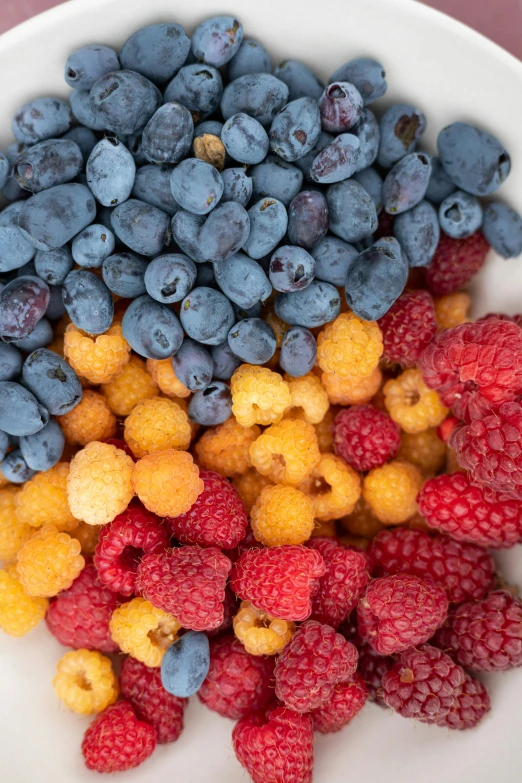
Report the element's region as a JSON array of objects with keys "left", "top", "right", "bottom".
[
  {"left": 132, "top": 449, "right": 204, "bottom": 517},
  {"left": 53, "top": 648, "right": 118, "bottom": 714},
  {"left": 59, "top": 390, "right": 117, "bottom": 446},
  {"left": 437, "top": 675, "right": 491, "bottom": 730},
  {"left": 317, "top": 312, "right": 383, "bottom": 379},
  {"left": 333, "top": 405, "right": 401, "bottom": 472},
  {"left": 298, "top": 453, "right": 361, "bottom": 521},
  {"left": 232, "top": 469, "right": 274, "bottom": 513},
  {"left": 195, "top": 417, "right": 261, "bottom": 477},
  {"left": 231, "top": 364, "right": 291, "bottom": 427},
  {"left": 110, "top": 597, "right": 181, "bottom": 667},
  {"left": 101, "top": 355, "right": 159, "bottom": 416},
  {"left": 146, "top": 358, "right": 191, "bottom": 398},
  {"left": 64, "top": 322, "right": 131, "bottom": 385},
  {"left": 81, "top": 700, "right": 156, "bottom": 773},
  {"left": 0, "top": 565, "right": 48, "bottom": 636},
  {"left": 384, "top": 368, "right": 449, "bottom": 433},
  {"left": 283, "top": 372, "right": 330, "bottom": 424},
  {"left": 0, "top": 488, "right": 32, "bottom": 563},
  {"left": 378, "top": 290, "right": 437, "bottom": 367},
  {"left": 363, "top": 459, "right": 423, "bottom": 524},
  {"left": 125, "top": 397, "right": 192, "bottom": 457},
  {"left": 434, "top": 292, "right": 471, "bottom": 330},
  {"left": 354, "top": 639, "right": 394, "bottom": 706},
  {"left": 249, "top": 418, "right": 321, "bottom": 485},
  {"left": 423, "top": 231, "right": 490, "bottom": 295},
  {"left": 16, "top": 525, "right": 84, "bottom": 597},
  {"left": 250, "top": 484, "right": 315, "bottom": 546},
  {"left": 322, "top": 367, "right": 383, "bottom": 405},
  {"left": 311, "top": 673, "right": 368, "bottom": 733},
  {"left": 15, "top": 463, "right": 77, "bottom": 532},
  {"left": 233, "top": 600, "right": 295, "bottom": 655}
]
